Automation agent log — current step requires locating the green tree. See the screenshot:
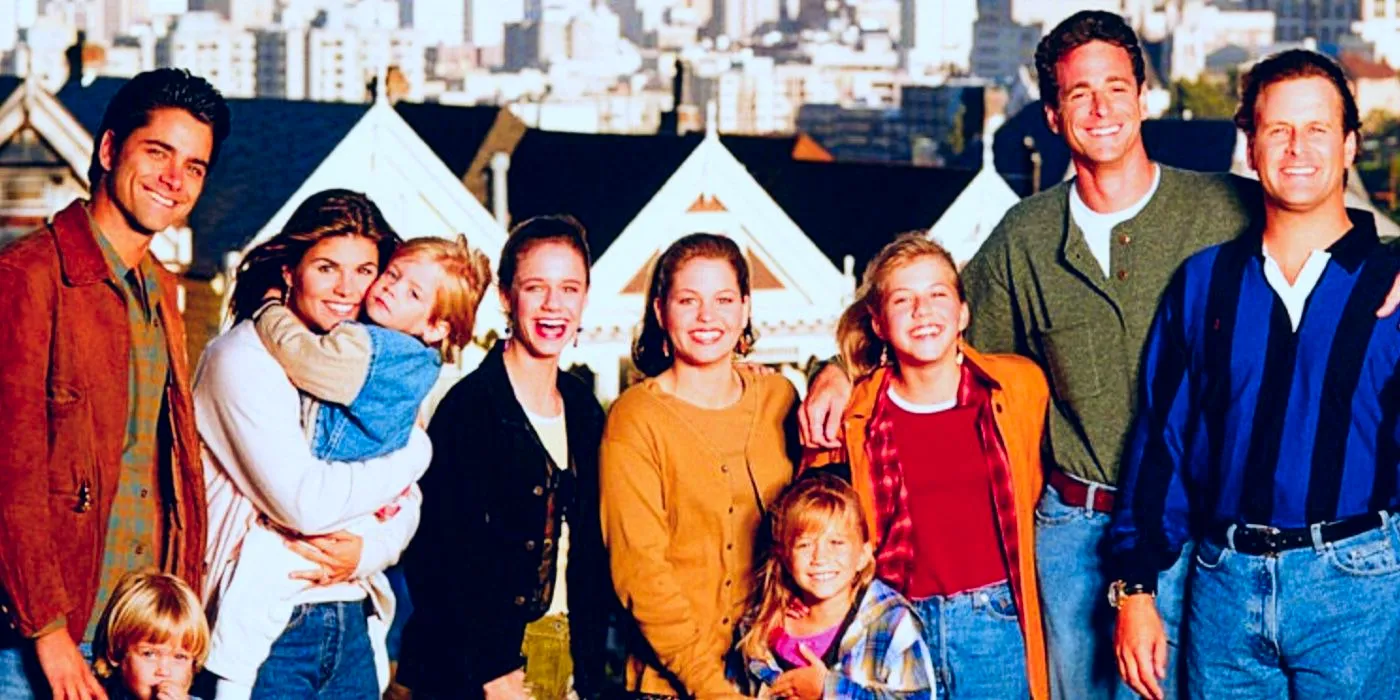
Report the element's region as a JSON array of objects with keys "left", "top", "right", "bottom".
[{"left": 1169, "top": 77, "right": 1236, "bottom": 119}]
